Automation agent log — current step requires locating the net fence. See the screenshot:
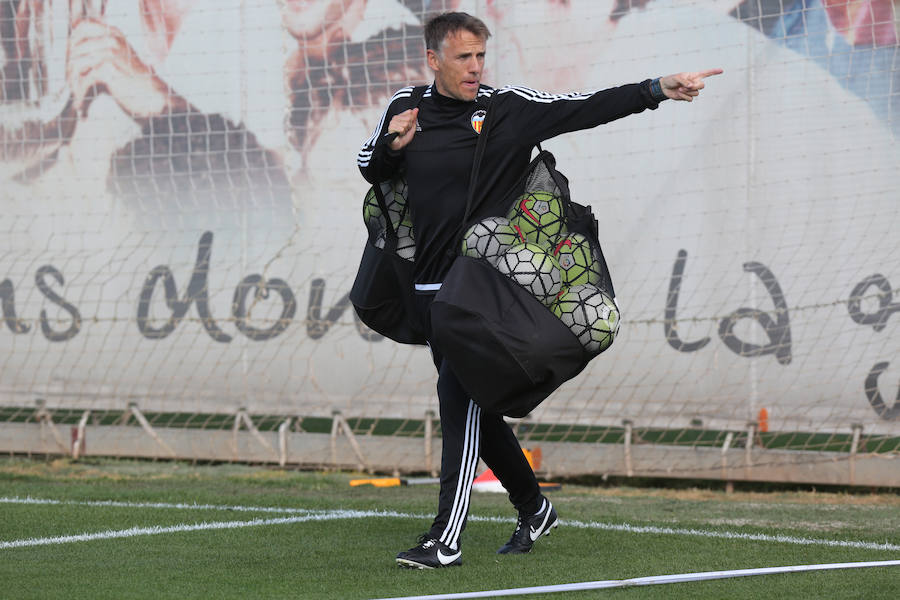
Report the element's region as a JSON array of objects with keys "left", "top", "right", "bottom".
[{"left": 1, "top": 0, "right": 898, "bottom": 485}]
